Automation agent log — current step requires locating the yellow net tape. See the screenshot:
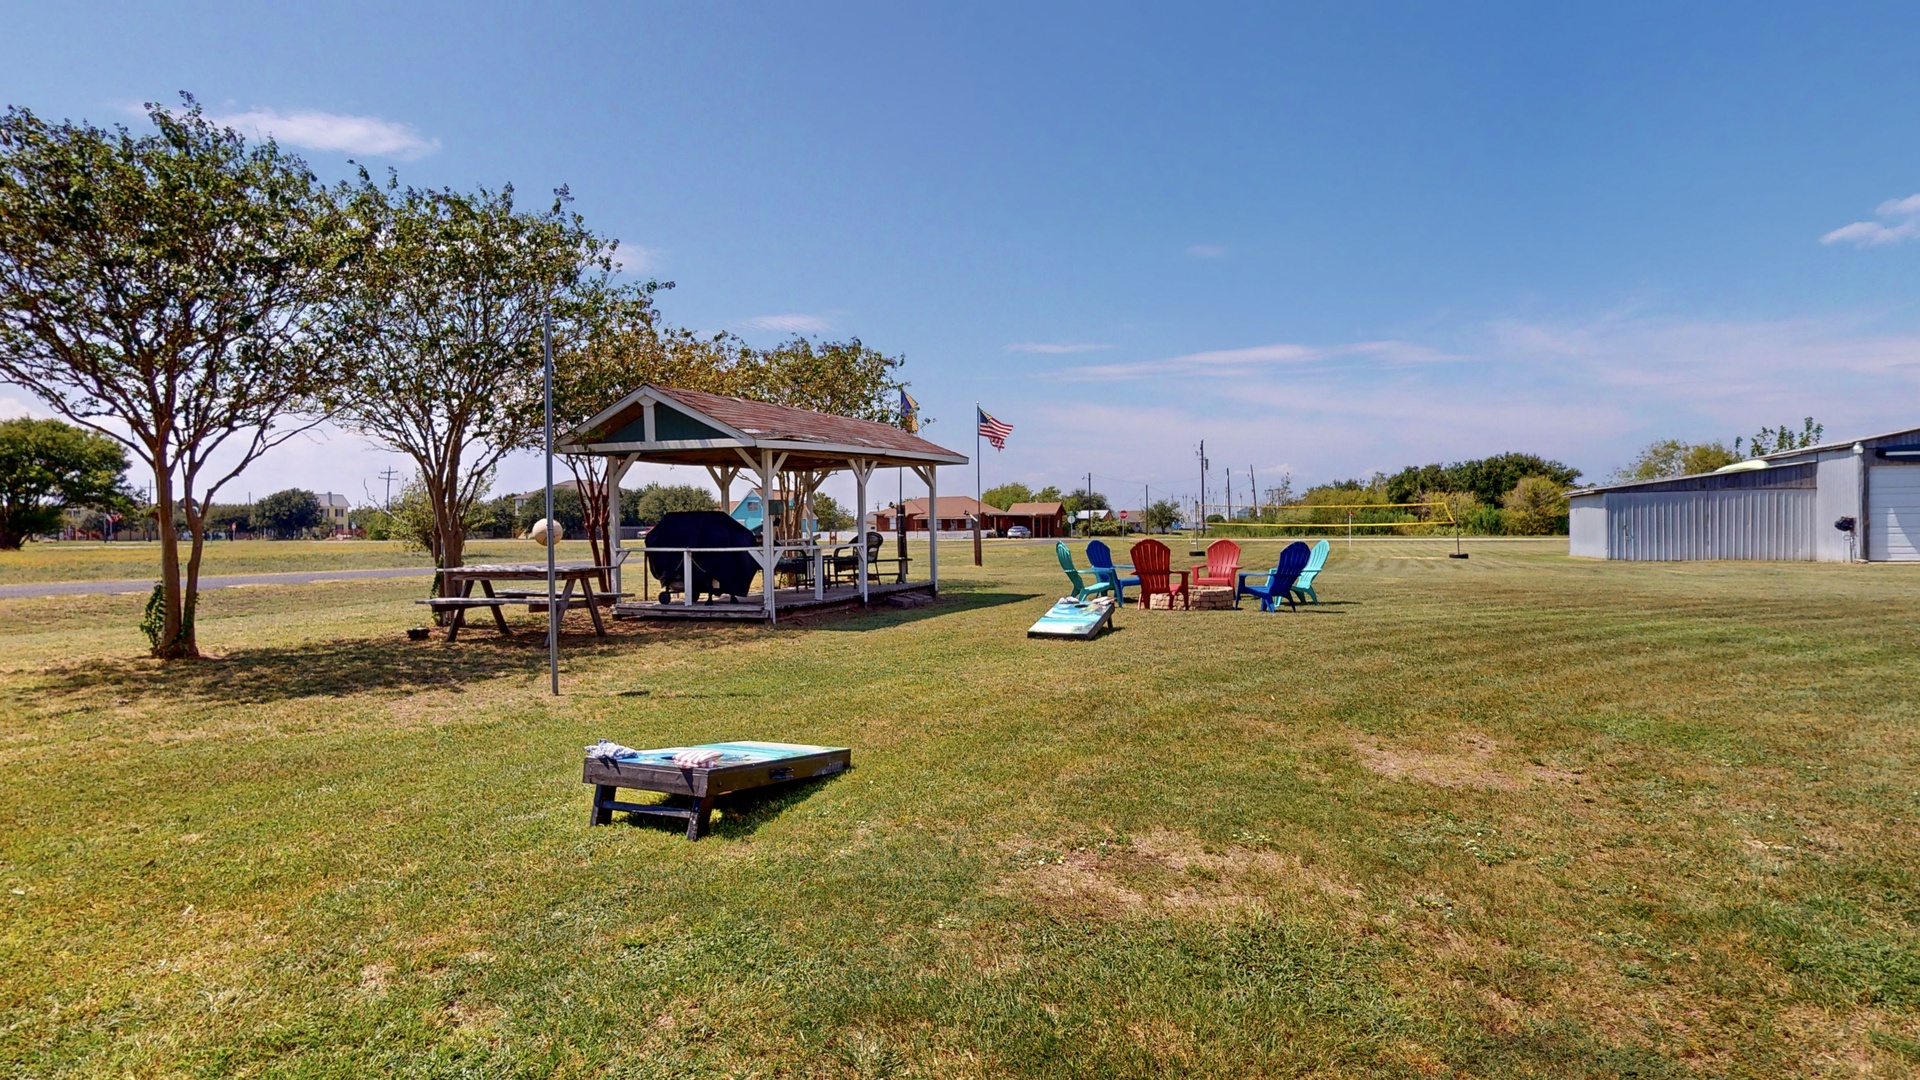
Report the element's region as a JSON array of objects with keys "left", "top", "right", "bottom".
[{"left": 1194, "top": 501, "right": 1457, "bottom": 530}]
